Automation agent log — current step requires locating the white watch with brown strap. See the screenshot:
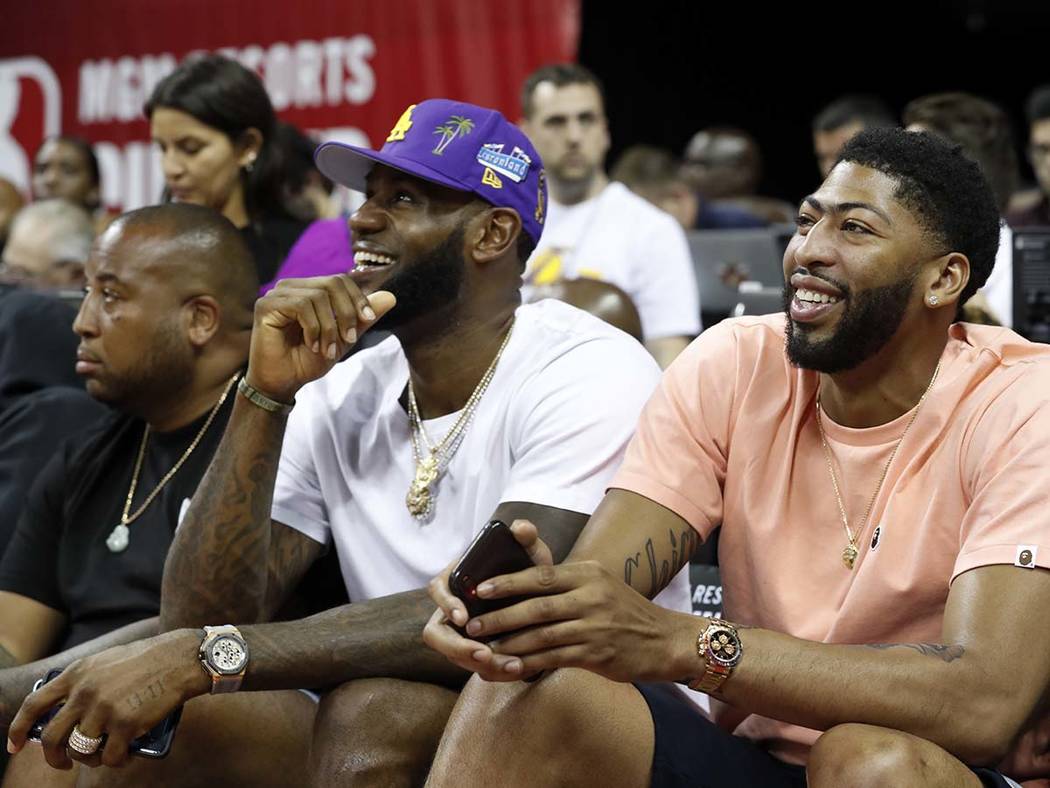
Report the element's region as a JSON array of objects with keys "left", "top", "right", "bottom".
[
  {"left": 688, "top": 619, "right": 743, "bottom": 694},
  {"left": 198, "top": 625, "right": 249, "bottom": 694}
]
